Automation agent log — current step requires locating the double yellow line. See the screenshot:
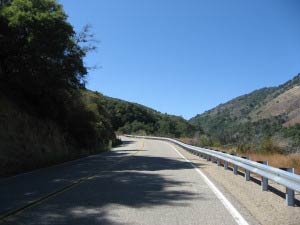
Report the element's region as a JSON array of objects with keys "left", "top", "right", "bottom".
[{"left": 0, "top": 140, "right": 145, "bottom": 224}]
